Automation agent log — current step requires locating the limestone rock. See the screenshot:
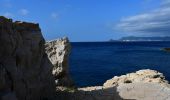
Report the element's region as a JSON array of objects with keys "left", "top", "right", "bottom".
[
  {"left": 117, "top": 83, "right": 170, "bottom": 100},
  {"left": 103, "top": 69, "right": 168, "bottom": 88},
  {"left": 0, "top": 16, "right": 56, "bottom": 100},
  {"left": 73, "top": 83, "right": 170, "bottom": 100},
  {"left": 45, "top": 37, "right": 73, "bottom": 86}
]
